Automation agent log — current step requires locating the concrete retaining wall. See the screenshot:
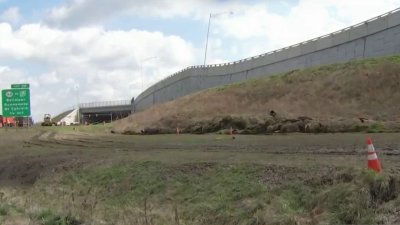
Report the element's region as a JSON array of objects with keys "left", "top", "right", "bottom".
[{"left": 134, "top": 8, "right": 400, "bottom": 112}]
